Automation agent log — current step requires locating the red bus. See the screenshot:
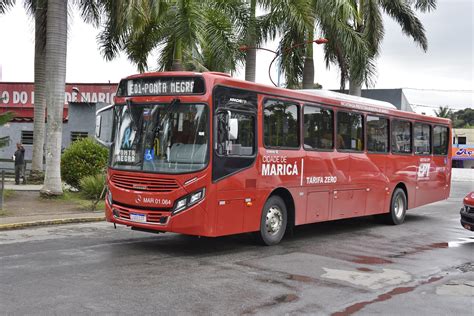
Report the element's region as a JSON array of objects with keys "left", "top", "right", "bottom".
[{"left": 96, "top": 71, "right": 451, "bottom": 245}]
